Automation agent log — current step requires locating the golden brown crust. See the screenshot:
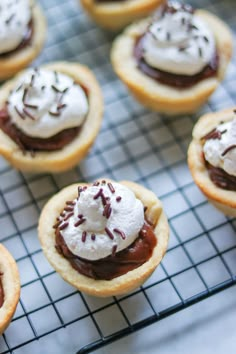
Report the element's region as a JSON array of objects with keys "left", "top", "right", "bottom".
[
  {"left": 0, "top": 0, "right": 46, "bottom": 80},
  {"left": 111, "top": 10, "right": 233, "bottom": 115},
  {"left": 0, "top": 244, "right": 20, "bottom": 334},
  {"left": 0, "top": 61, "right": 103, "bottom": 173},
  {"left": 38, "top": 179, "right": 169, "bottom": 297},
  {"left": 188, "top": 107, "right": 236, "bottom": 217},
  {"left": 80, "top": 0, "right": 165, "bottom": 30}
]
